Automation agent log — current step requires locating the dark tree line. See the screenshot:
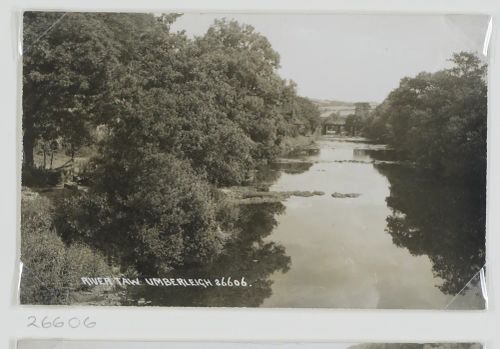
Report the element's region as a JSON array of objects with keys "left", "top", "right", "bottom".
[
  {"left": 22, "top": 13, "right": 319, "bottom": 282},
  {"left": 362, "top": 52, "right": 487, "bottom": 184},
  {"left": 23, "top": 13, "right": 320, "bottom": 180}
]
